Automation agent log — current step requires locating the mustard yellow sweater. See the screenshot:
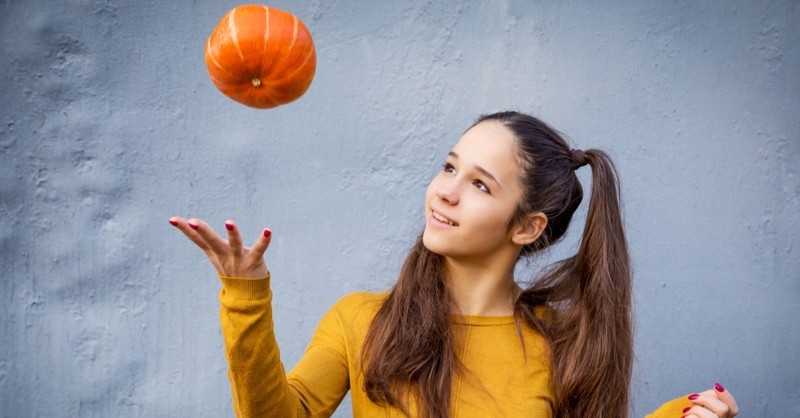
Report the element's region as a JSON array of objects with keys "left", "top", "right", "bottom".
[{"left": 218, "top": 274, "right": 690, "bottom": 418}]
